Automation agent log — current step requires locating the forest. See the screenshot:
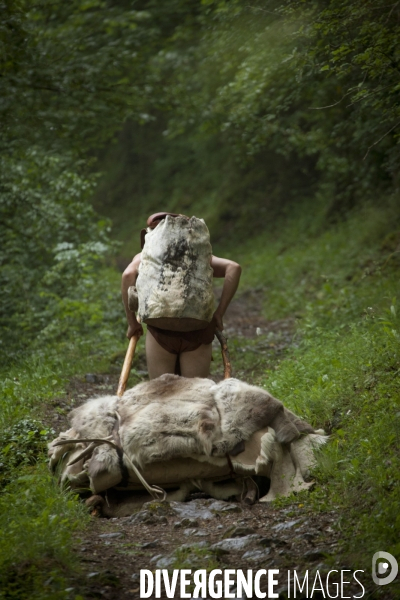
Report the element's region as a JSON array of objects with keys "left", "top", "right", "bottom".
[{"left": 1, "top": 0, "right": 399, "bottom": 598}]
